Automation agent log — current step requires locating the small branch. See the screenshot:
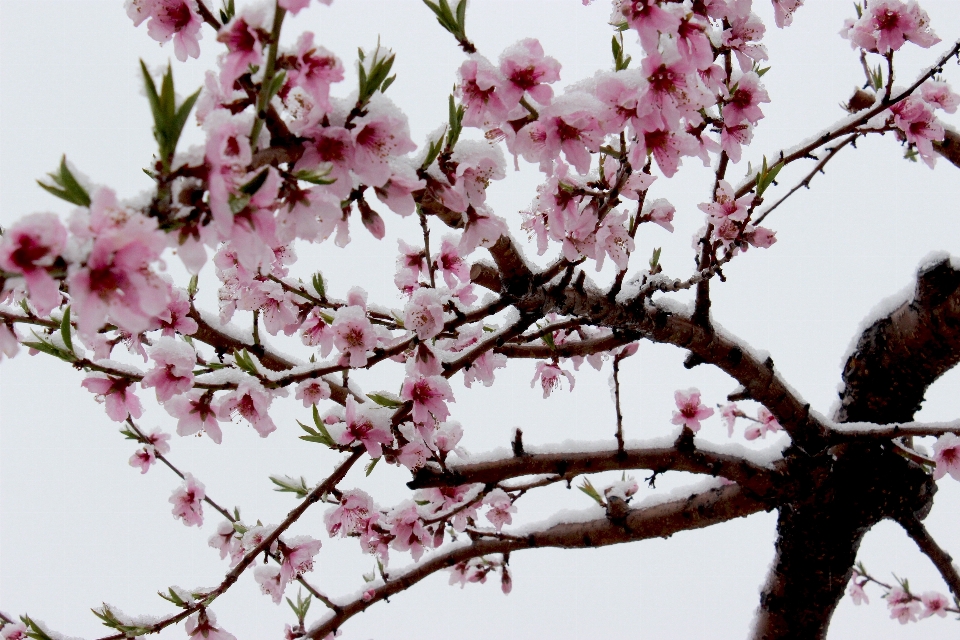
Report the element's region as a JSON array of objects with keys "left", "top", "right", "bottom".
[
  {"left": 613, "top": 355, "right": 624, "bottom": 454},
  {"left": 896, "top": 515, "right": 960, "bottom": 600},
  {"left": 249, "top": 6, "right": 287, "bottom": 150},
  {"left": 753, "top": 134, "right": 859, "bottom": 226},
  {"left": 828, "top": 419, "right": 960, "bottom": 442},
  {"left": 195, "top": 0, "right": 223, "bottom": 31}
]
